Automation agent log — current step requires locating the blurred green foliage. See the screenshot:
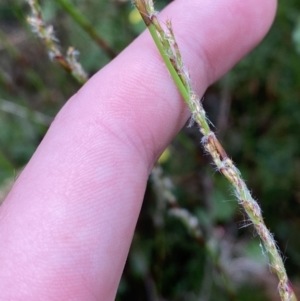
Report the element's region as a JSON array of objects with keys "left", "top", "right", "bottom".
[{"left": 1, "top": 0, "right": 300, "bottom": 300}]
